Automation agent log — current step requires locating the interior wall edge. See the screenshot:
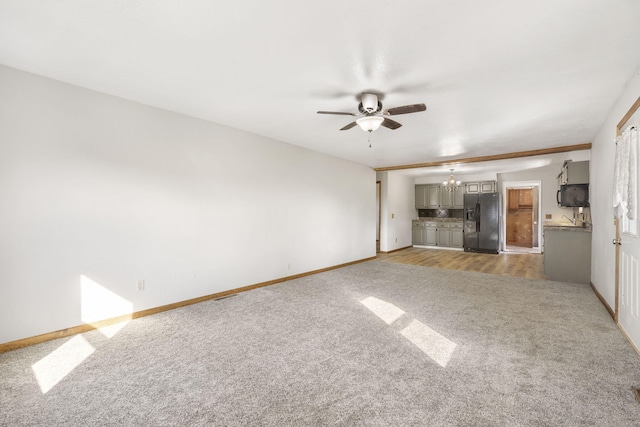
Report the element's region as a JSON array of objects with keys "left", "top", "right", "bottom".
[{"left": 590, "top": 281, "right": 616, "bottom": 321}]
